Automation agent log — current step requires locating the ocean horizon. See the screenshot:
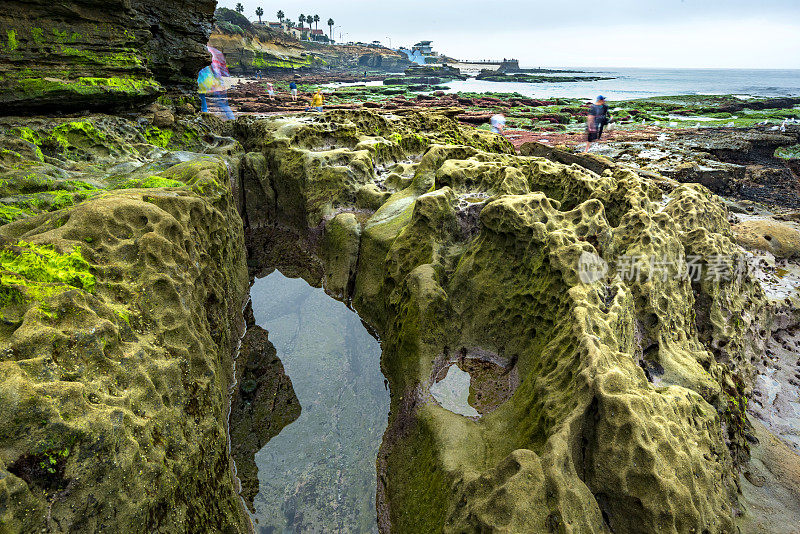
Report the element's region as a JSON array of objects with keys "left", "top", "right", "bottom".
[{"left": 439, "top": 66, "right": 800, "bottom": 100}]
